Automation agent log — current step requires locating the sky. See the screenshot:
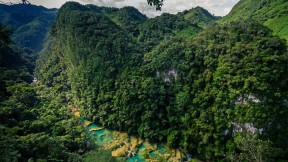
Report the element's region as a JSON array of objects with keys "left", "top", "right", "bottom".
[{"left": 2, "top": 0, "right": 240, "bottom": 17}]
